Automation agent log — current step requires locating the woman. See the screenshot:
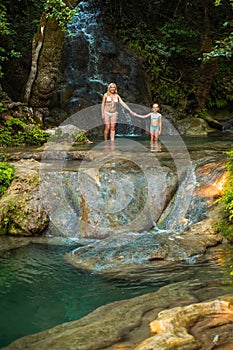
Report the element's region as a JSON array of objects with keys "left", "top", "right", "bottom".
[{"left": 101, "top": 83, "right": 134, "bottom": 141}]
